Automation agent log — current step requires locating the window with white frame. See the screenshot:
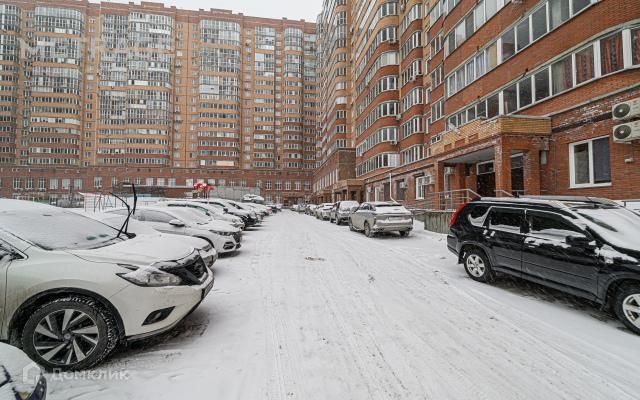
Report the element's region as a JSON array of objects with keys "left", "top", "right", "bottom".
[
  {"left": 415, "top": 175, "right": 433, "bottom": 199},
  {"left": 569, "top": 136, "right": 611, "bottom": 188}
]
